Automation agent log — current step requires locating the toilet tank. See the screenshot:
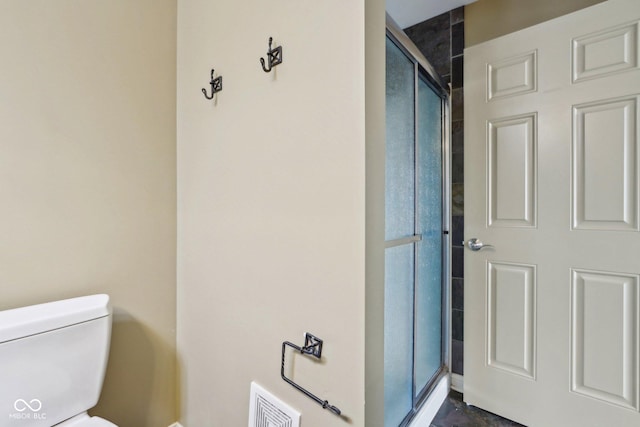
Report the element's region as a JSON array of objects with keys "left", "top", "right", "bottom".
[{"left": 0, "top": 295, "right": 112, "bottom": 427}]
